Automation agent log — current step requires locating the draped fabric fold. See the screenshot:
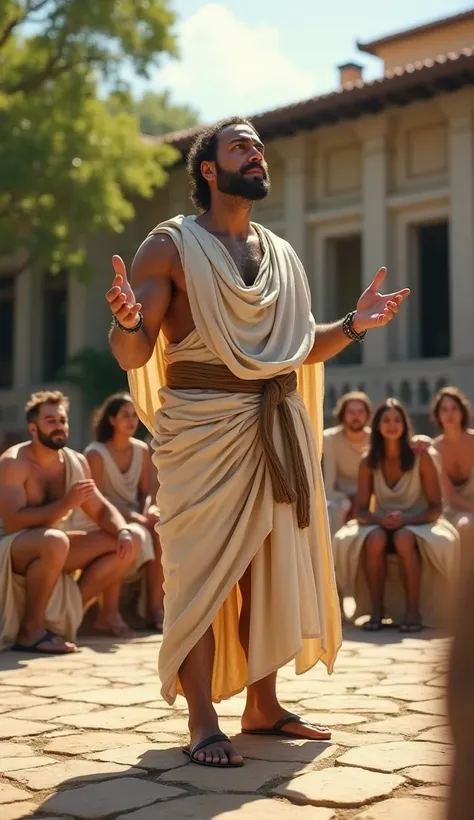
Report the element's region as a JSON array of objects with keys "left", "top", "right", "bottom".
[
  {"left": 128, "top": 215, "right": 341, "bottom": 704},
  {"left": 80, "top": 442, "right": 155, "bottom": 566}
]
